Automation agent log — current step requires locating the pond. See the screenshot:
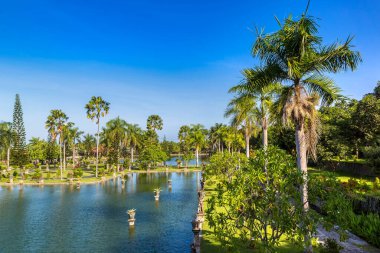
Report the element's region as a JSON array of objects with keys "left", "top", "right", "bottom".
[
  {"left": 0, "top": 172, "right": 200, "bottom": 253},
  {"left": 165, "top": 156, "right": 208, "bottom": 167}
]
